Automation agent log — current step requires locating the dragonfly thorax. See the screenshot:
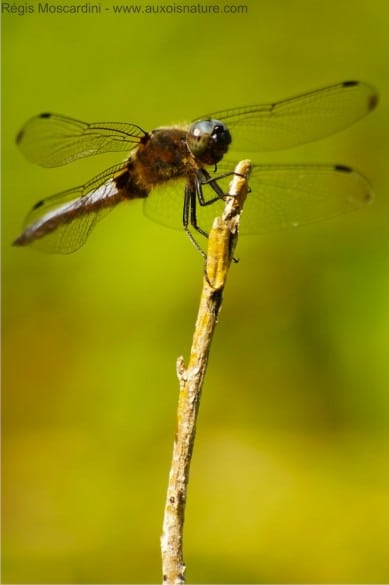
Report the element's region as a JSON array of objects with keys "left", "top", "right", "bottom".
[{"left": 187, "top": 119, "right": 231, "bottom": 165}]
